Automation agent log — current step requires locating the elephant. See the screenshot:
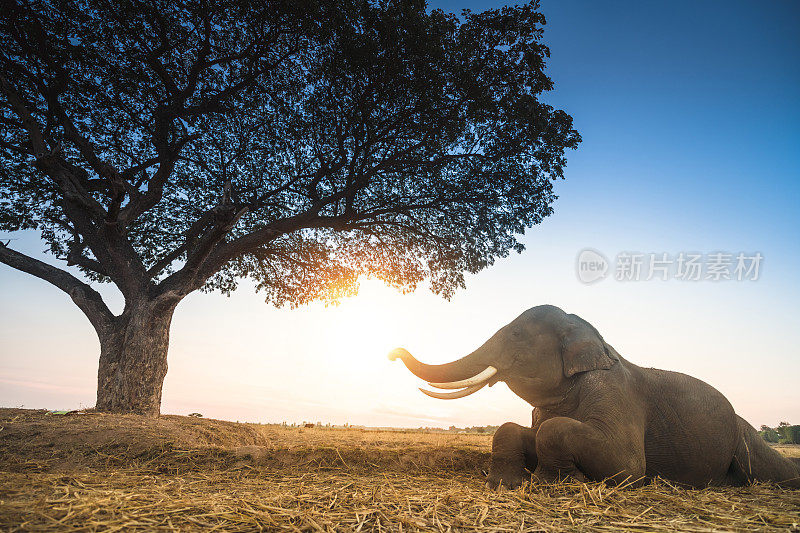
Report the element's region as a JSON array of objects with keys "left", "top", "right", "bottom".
[{"left": 389, "top": 305, "right": 800, "bottom": 489}]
